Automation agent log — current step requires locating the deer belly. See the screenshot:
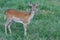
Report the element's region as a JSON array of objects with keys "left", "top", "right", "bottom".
[{"left": 12, "top": 16, "right": 23, "bottom": 23}]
